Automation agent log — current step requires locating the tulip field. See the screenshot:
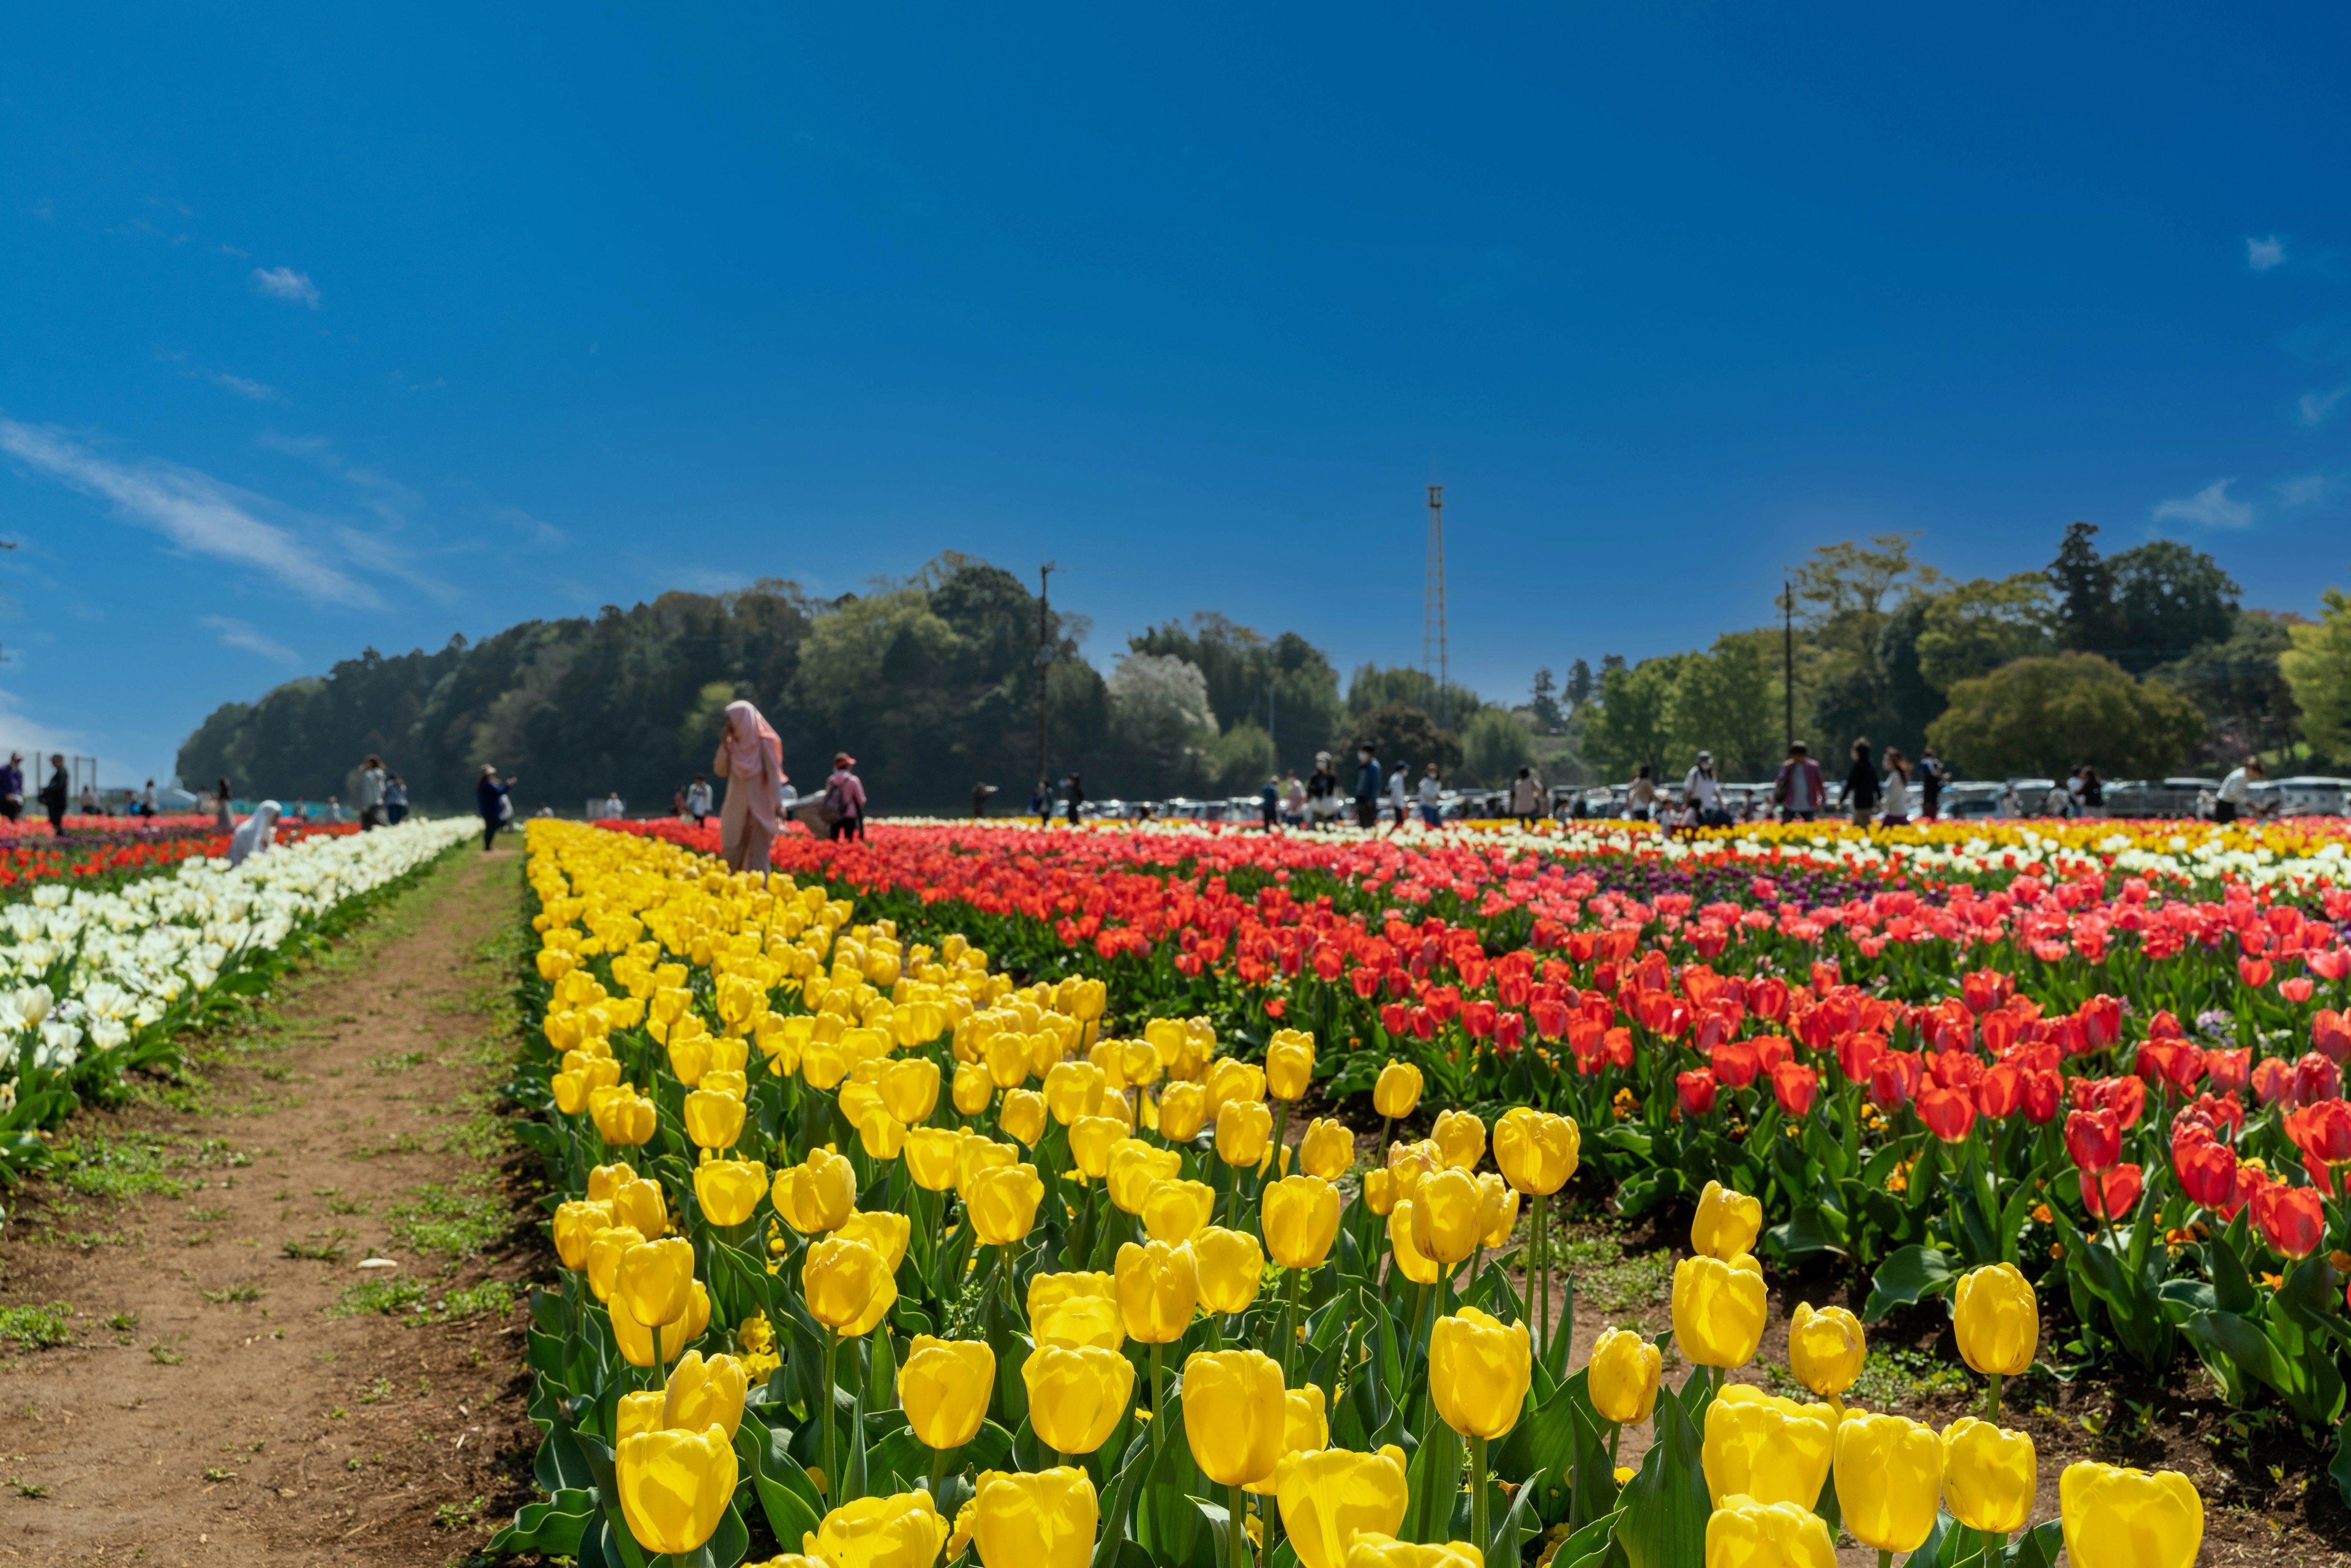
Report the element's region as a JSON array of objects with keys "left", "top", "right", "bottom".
[{"left": 494, "top": 815, "right": 2351, "bottom": 1568}]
